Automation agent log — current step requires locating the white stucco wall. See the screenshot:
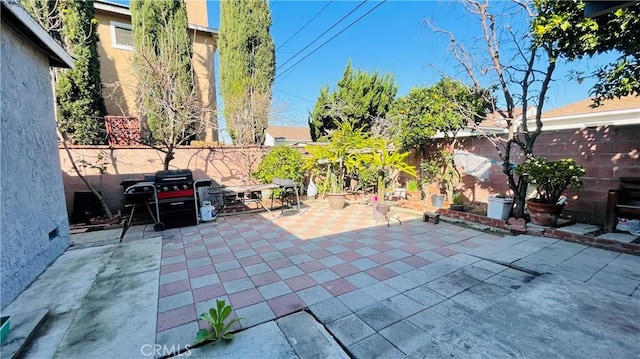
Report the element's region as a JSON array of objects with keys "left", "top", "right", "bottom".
[{"left": 1, "top": 23, "right": 71, "bottom": 308}]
